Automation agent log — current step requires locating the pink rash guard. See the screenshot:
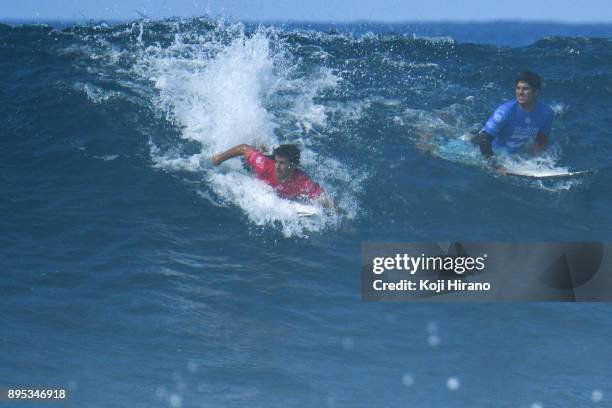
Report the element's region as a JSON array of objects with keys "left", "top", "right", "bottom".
[{"left": 246, "top": 150, "right": 323, "bottom": 200}]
